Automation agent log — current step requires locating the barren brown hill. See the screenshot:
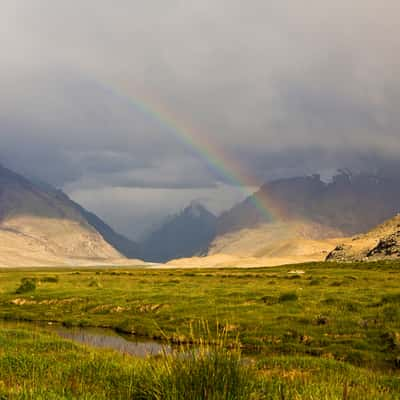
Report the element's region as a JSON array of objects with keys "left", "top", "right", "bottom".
[
  {"left": 0, "top": 165, "right": 137, "bottom": 266},
  {"left": 326, "top": 214, "right": 400, "bottom": 262}
]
